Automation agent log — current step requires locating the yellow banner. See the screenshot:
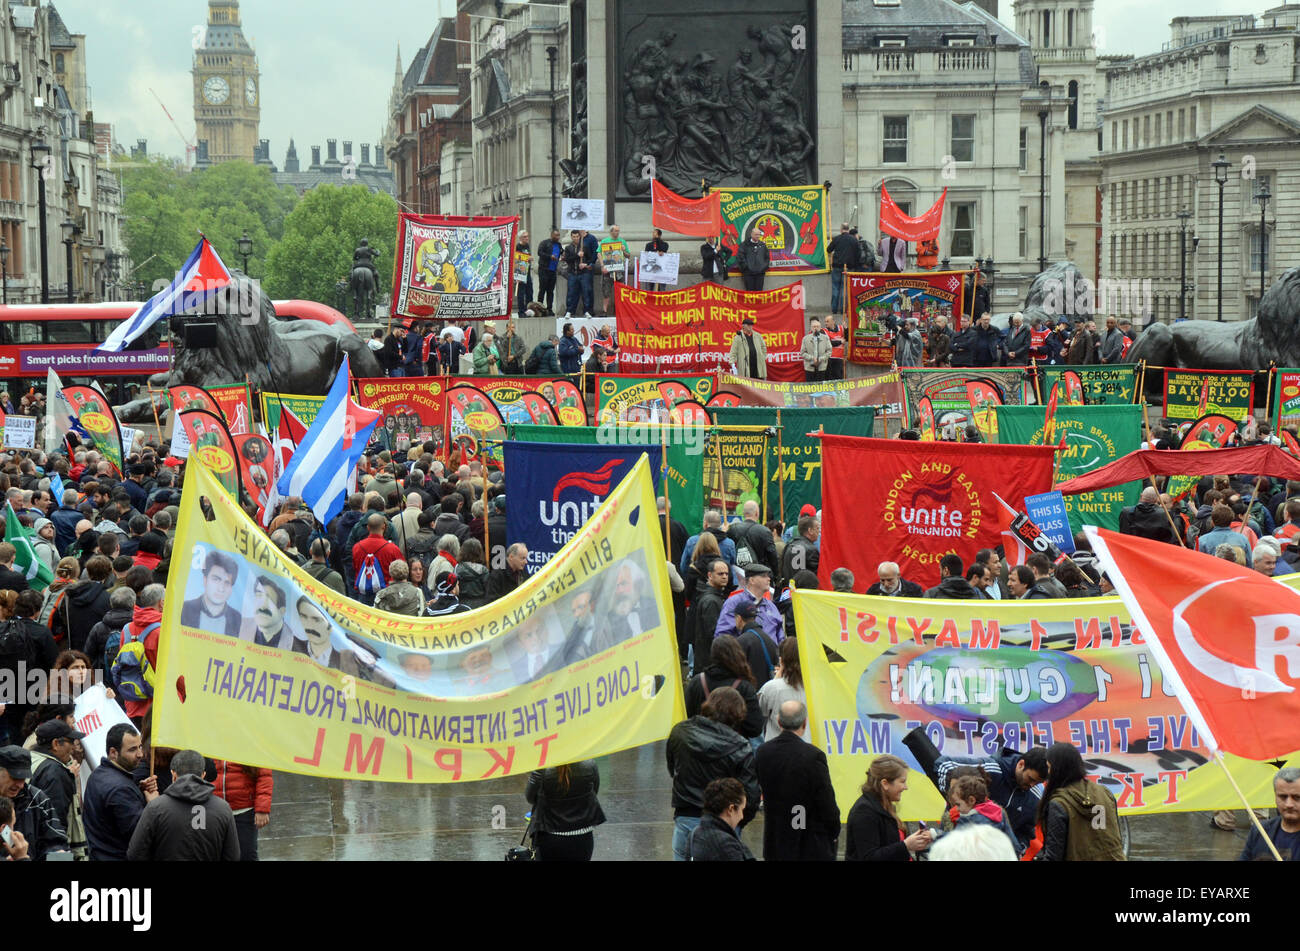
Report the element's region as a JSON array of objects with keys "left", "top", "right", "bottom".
[
  {"left": 793, "top": 588, "right": 1299, "bottom": 820},
  {"left": 154, "top": 455, "right": 685, "bottom": 781}
]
